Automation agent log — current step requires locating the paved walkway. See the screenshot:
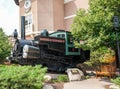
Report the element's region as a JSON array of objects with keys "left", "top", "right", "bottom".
[
  {"left": 47, "top": 73, "right": 113, "bottom": 89},
  {"left": 63, "top": 78, "right": 112, "bottom": 89}
]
